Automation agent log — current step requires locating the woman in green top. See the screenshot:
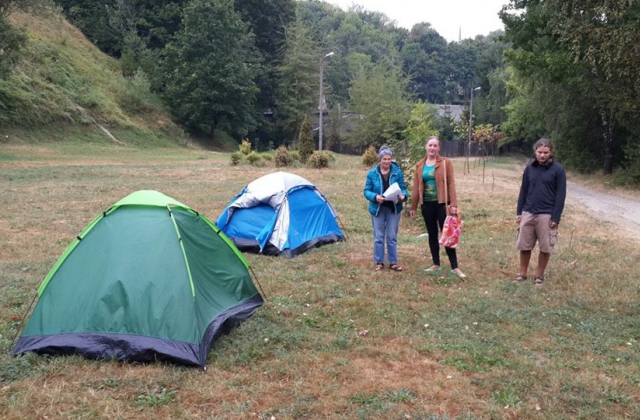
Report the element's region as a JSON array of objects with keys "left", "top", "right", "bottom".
[{"left": 409, "top": 136, "right": 466, "bottom": 279}]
